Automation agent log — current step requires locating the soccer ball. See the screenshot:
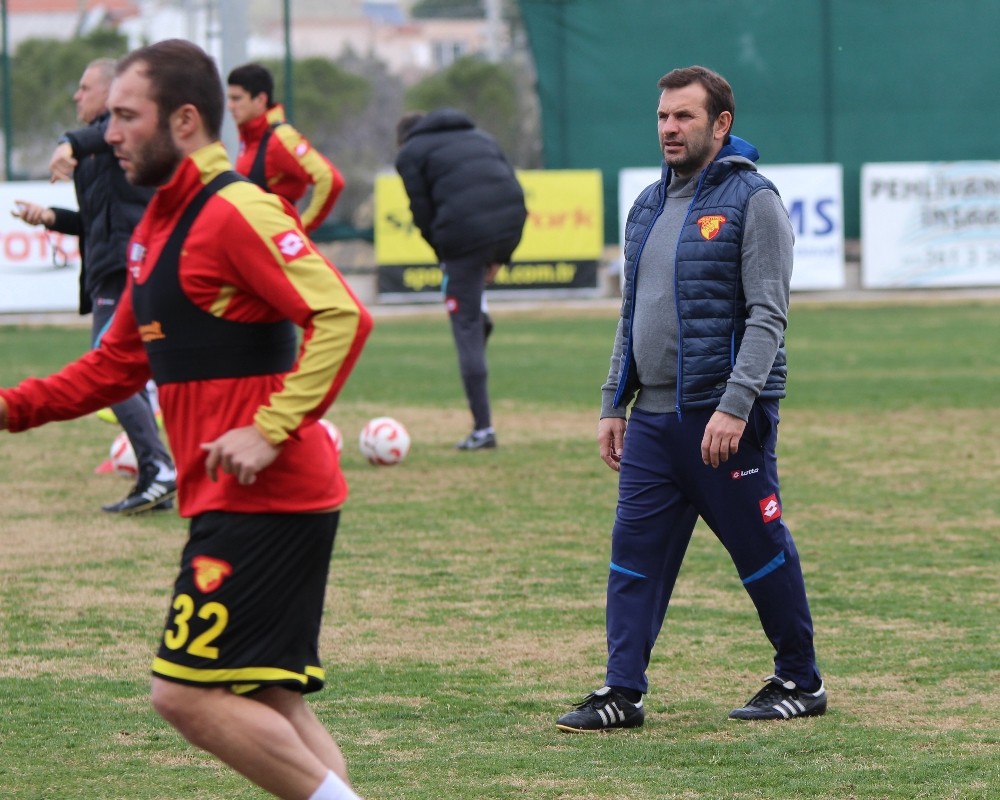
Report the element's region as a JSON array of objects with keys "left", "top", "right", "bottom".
[
  {"left": 318, "top": 419, "right": 343, "bottom": 453},
  {"left": 358, "top": 416, "right": 410, "bottom": 466},
  {"left": 109, "top": 431, "right": 139, "bottom": 479}
]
